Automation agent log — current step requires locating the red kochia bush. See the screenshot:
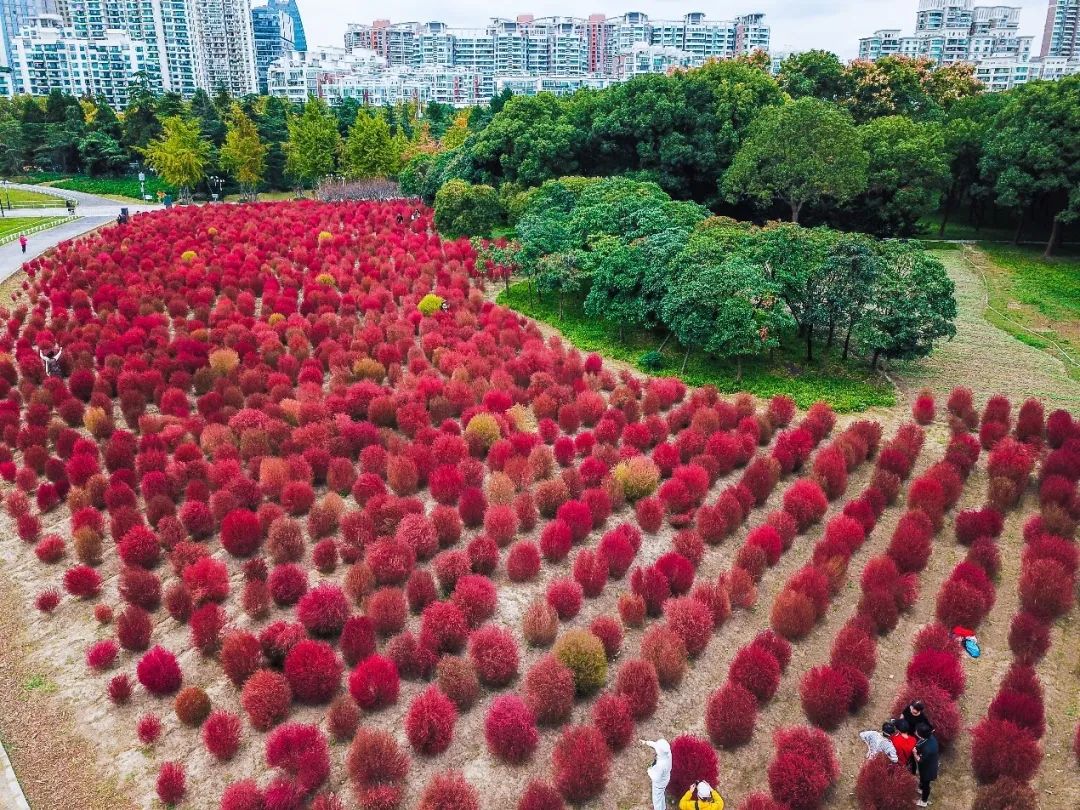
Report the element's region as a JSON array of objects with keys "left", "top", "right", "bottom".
[
  {"left": 890, "top": 682, "right": 961, "bottom": 748},
  {"left": 855, "top": 753, "right": 918, "bottom": 810},
  {"left": 241, "top": 669, "right": 292, "bottom": 731},
  {"left": 955, "top": 507, "right": 1004, "bottom": 545},
  {"left": 156, "top": 762, "right": 186, "bottom": 806},
  {"left": 989, "top": 688, "right": 1046, "bottom": 738},
  {"left": 203, "top": 710, "right": 243, "bottom": 761},
  {"left": 1008, "top": 611, "right": 1051, "bottom": 665},
  {"left": 1019, "top": 558, "right": 1074, "bottom": 620},
  {"left": 297, "top": 583, "right": 351, "bottom": 638},
  {"left": 663, "top": 596, "right": 713, "bottom": 656},
  {"left": 518, "top": 781, "right": 566, "bottom": 810},
  {"left": 349, "top": 654, "right": 400, "bottom": 711},
  {"left": 970, "top": 718, "right": 1042, "bottom": 783},
  {"left": 782, "top": 480, "right": 828, "bottom": 531},
  {"left": 346, "top": 727, "right": 409, "bottom": 797},
  {"left": 405, "top": 686, "right": 457, "bottom": 755},
  {"left": 452, "top": 574, "right": 498, "bottom": 627},
  {"left": 729, "top": 644, "right": 781, "bottom": 703},
  {"left": 799, "top": 665, "right": 853, "bottom": 730},
  {"left": 469, "top": 625, "right": 519, "bottom": 687},
  {"left": 284, "top": 640, "right": 341, "bottom": 704},
  {"left": 484, "top": 695, "right": 539, "bottom": 763},
  {"left": 706, "top": 682, "right": 757, "bottom": 749},
  {"left": 265, "top": 723, "right": 331, "bottom": 794},
  {"left": 417, "top": 771, "right": 479, "bottom": 810},
  {"left": 552, "top": 725, "right": 610, "bottom": 803},
  {"left": 667, "top": 734, "right": 719, "bottom": 799},
  {"left": 137, "top": 645, "right": 182, "bottom": 696},
  {"left": 507, "top": 541, "right": 542, "bottom": 582},
  {"left": 546, "top": 578, "right": 584, "bottom": 621},
  {"left": 907, "top": 648, "right": 965, "bottom": 699},
  {"left": 591, "top": 692, "right": 634, "bottom": 751},
  {"left": 524, "top": 654, "right": 575, "bottom": 725}
]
